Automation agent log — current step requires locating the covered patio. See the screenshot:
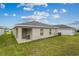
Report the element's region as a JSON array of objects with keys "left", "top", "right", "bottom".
[{"left": 15, "top": 27, "right": 32, "bottom": 40}]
